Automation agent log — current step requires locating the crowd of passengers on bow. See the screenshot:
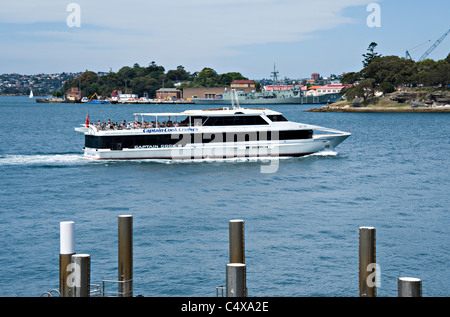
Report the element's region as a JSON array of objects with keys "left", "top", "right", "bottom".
[{"left": 93, "top": 118, "right": 191, "bottom": 130}]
